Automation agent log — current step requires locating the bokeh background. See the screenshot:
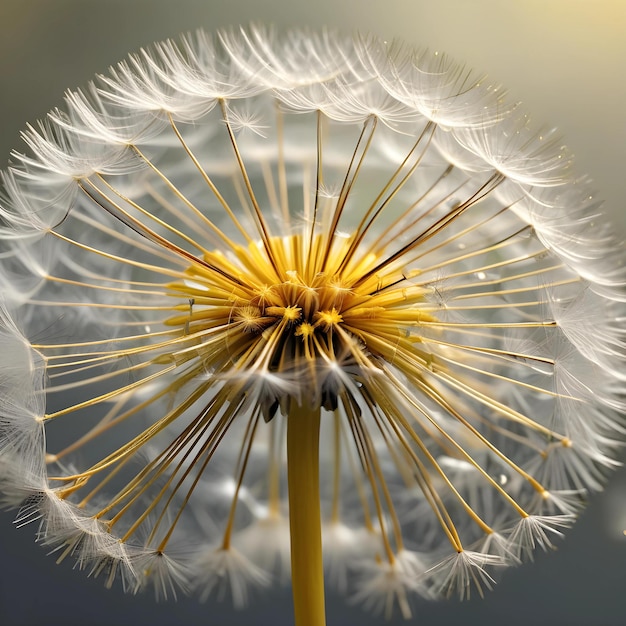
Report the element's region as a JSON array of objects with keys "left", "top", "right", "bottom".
[{"left": 0, "top": 1, "right": 624, "bottom": 625}]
